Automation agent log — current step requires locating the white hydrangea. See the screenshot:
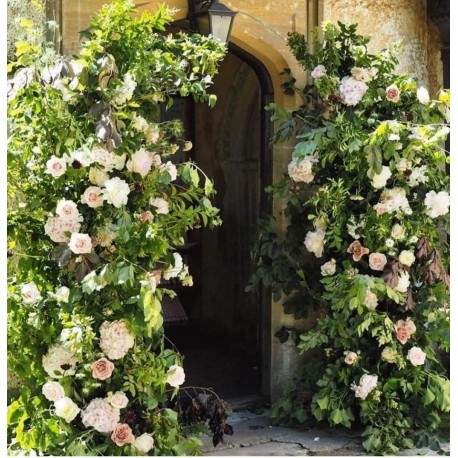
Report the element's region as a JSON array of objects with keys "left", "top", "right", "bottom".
[
  {"left": 99, "top": 320, "right": 135, "bottom": 360},
  {"left": 288, "top": 158, "right": 315, "bottom": 183},
  {"left": 304, "top": 231, "right": 325, "bottom": 258},
  {"left": 339, "top": 76, "right": 368, "bottom": 106},
  {"left": 102, "top": 177, "right": 131, "bottom": 208},
  {"left": 424, "top": 190, "right": 450, "bottom": 218},
  {"left": 55, "top": 397, "right": 80, "bottom": 423},
  {"left": 45, "top": 215, "right": 82, "bottom": 243},
  {"left": 81, "top": 398, "right": 120, "bottom": 433},
  {"left": 163, "top": 253, "right": 184, "bottom": 280},
  {"left": 408, "top": 166, "right": 428, "bottom": 187},
  {"left": 112, "top": 72, "right": 137, "bottom": 106},
  {"left": 21, "top": 282, "right": 42, "bottom": 305},
  {"left": 311, "top": 65, "right": 326, "bottom": 79},
  {"left": 42, "top": 344, "right": 78, "bottom": 379},
  {"left": 351, "top": 374, "right": 378, "bottom": 400}
]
